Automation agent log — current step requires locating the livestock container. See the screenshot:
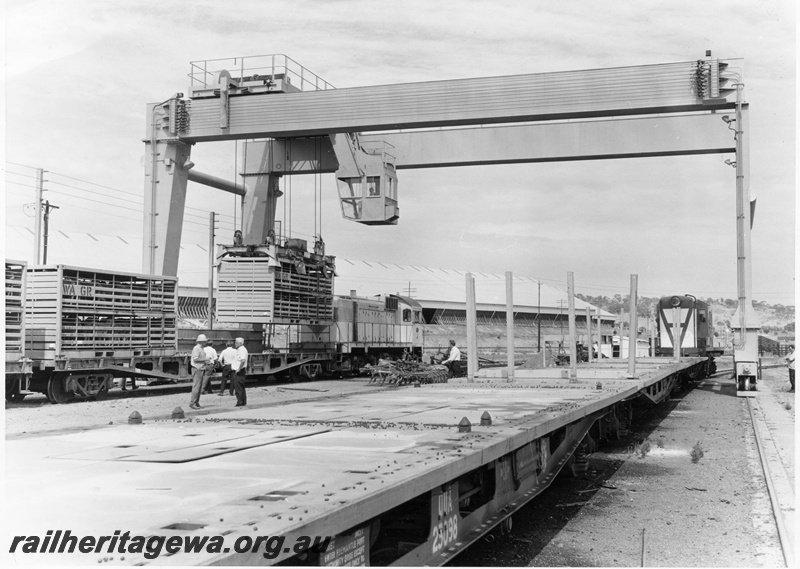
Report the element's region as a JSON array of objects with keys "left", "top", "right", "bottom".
[
  {"left": 217, "top": 248, "right": 335, "bottom": 325},
  {"left": 25, "top": 265, "right": 178, "bottom": 361}
]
